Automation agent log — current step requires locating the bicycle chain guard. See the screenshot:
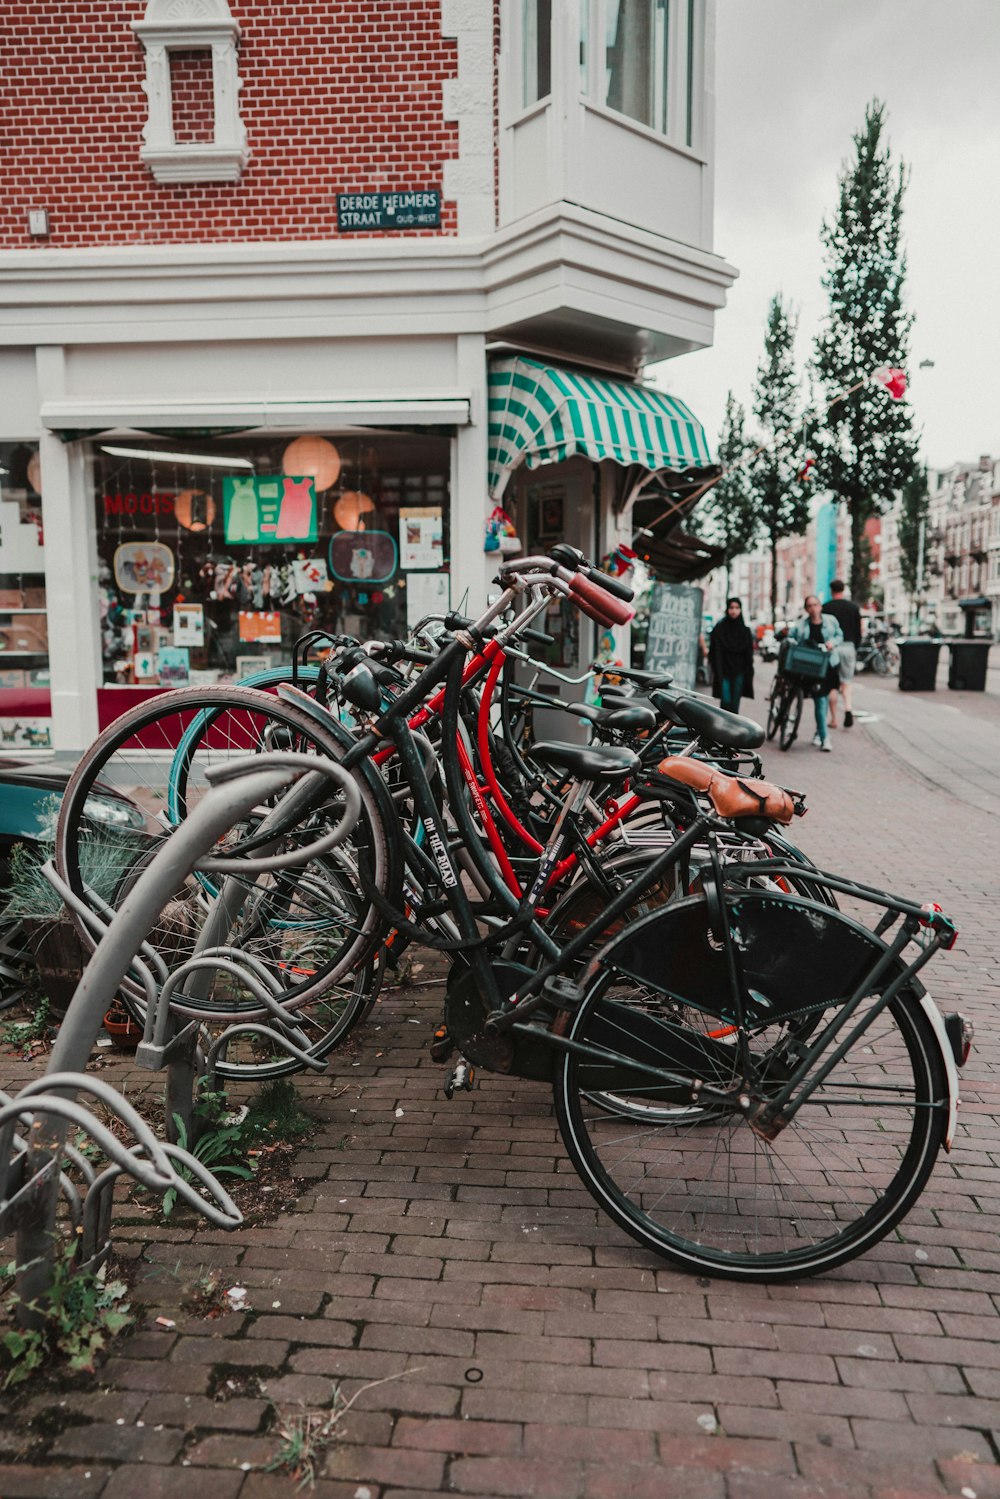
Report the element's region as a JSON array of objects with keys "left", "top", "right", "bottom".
[{"left": 444, "top": 960, "right": 554, "bottom": 1080}]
